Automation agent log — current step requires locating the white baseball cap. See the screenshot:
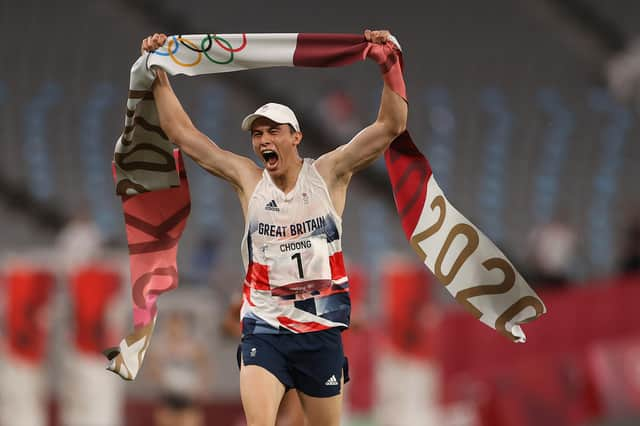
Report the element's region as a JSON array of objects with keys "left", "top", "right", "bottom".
[{"left": 241, "top": 102, "right": 301, "bottom": 132}]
